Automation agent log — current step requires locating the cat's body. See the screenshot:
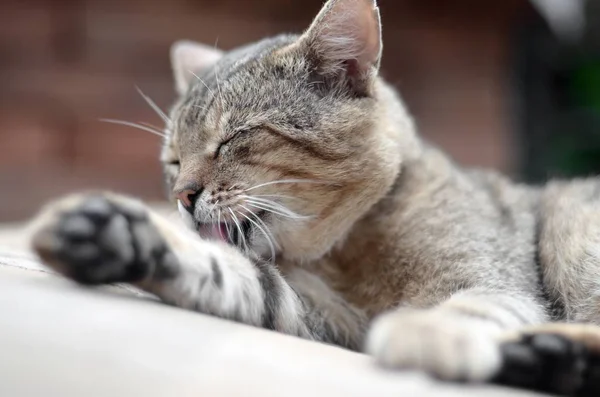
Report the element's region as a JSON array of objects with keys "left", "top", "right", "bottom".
[
  {"left": 29, "top": 0, "right": 600, "bottom": 394},
  {"left": 307, "top": 145, "right": 542, "bottom": 319}
]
